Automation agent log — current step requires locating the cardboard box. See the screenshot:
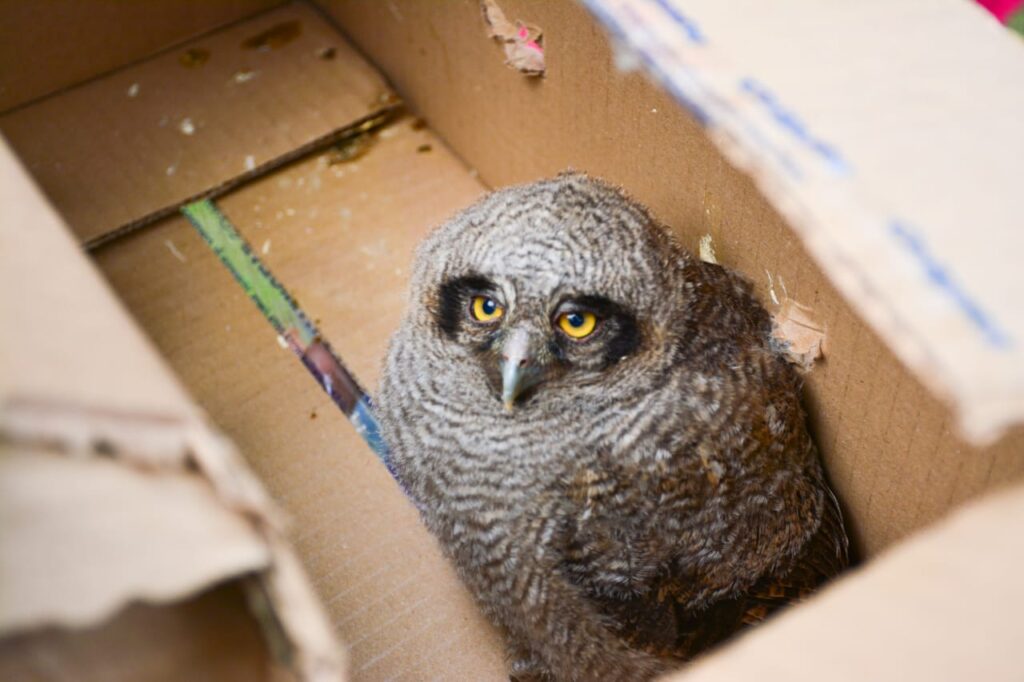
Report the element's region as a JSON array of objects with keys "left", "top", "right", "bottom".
[{"left": 2, "top": 1, "right": 1022, "bottom": 679}]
